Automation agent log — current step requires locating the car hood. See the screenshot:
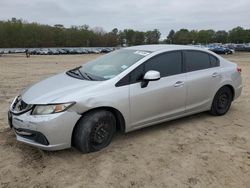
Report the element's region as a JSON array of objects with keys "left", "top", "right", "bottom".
[{"left": 21, "top": 72, "right": 99, "bottom": 104}]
